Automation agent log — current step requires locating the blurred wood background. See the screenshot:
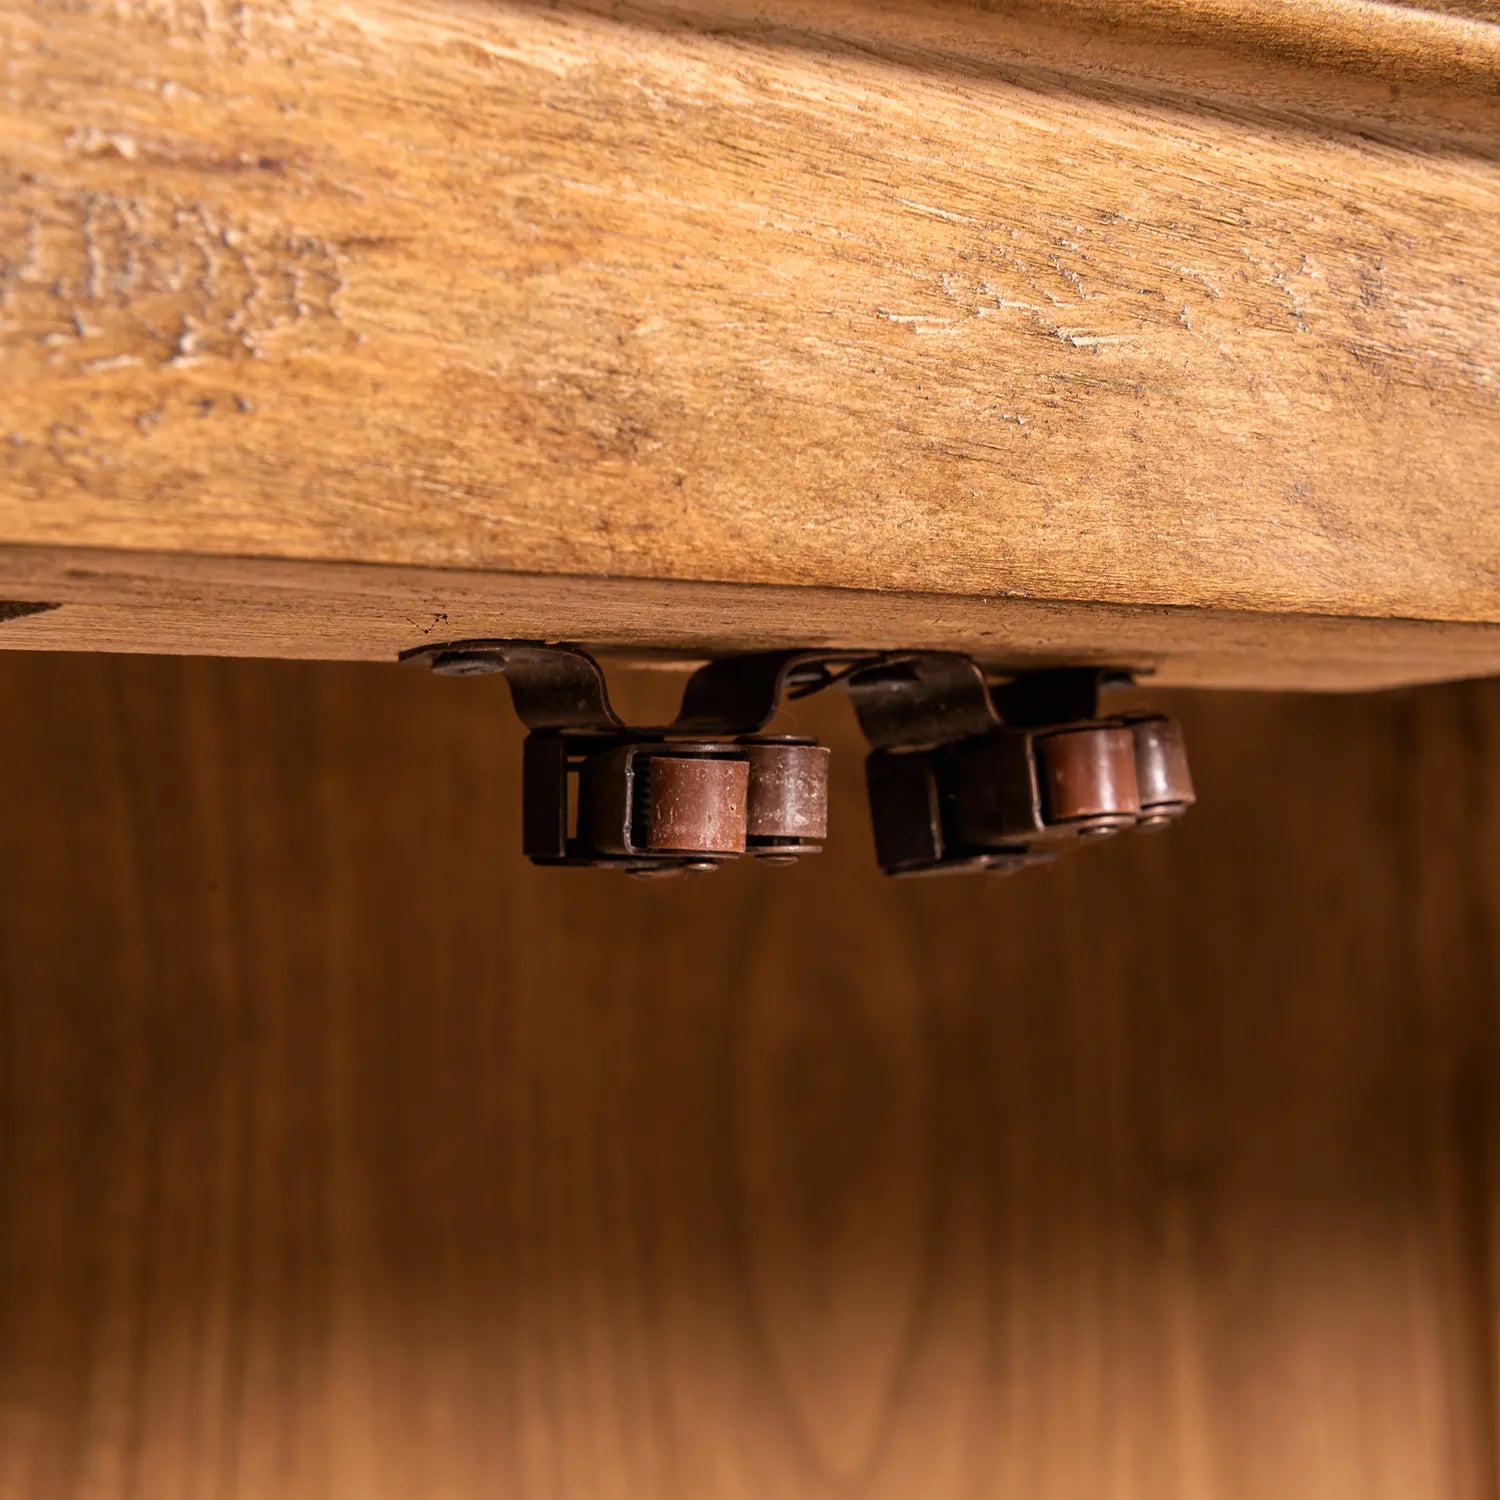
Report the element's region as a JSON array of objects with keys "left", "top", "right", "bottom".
[{"left": 1, "top": 652, "right": 1497, "bottom": 1500}]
